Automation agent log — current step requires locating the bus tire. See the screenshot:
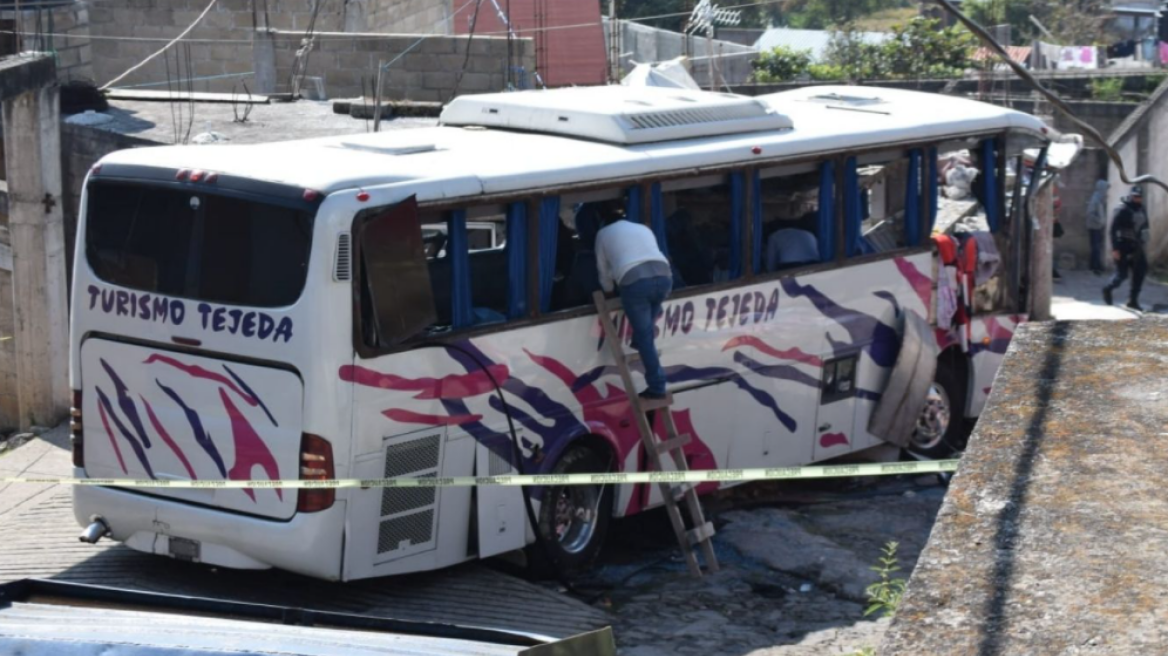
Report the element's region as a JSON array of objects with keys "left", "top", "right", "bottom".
[
  {"left": 908, "top": 363, "right": 969, "bottom": 459},
  {"left": 527, "top": 444, "right": 613, "bottom": 579}
]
